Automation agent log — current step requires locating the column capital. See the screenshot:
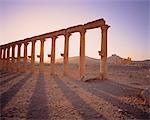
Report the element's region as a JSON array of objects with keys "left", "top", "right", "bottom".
[
  {"left": 64, "top": 32, "right": 71, "bottom": 38},
  {"left": 11, "top": 44, "right": 16, "bottom": 48},
  {"left": 101, "top": 25, "right": 110, "bottom": 31},
  {"left": 17, "top": 43, "right": 22, "bottom": 47},
  {"left": 79, "top": 28, "right": 86, "bottom": 35},
  {"left": 51, "top": 36, "right": 58, "bottom": 40},
  {"left": 7, "top": 45, "right": 10, "bottom": 48},
  {"left": 24, "top": 41, "right": 29, "bottom": 46},
  {"left": 3, "top": 47, "right": 7, "bottom": 50},
  {"left": 31, "top": 40, "right": 36, "bottom": 44},
  {"left": 40, "top": 37, "right": 46, "bottom": 43}
]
